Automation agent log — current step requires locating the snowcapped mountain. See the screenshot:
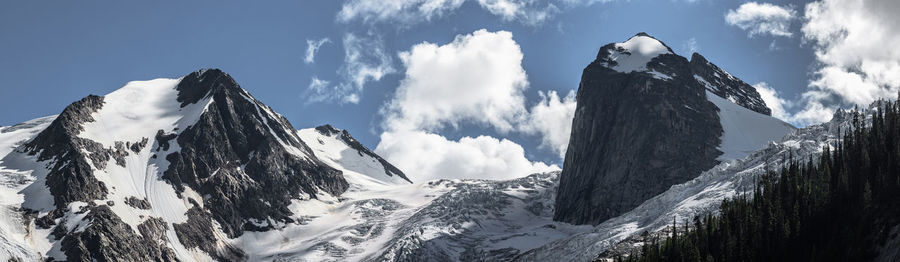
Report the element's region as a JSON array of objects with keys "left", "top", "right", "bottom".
[
  {"left": 0, "top": 69, "right": 589, "bottom": 262},
  {"left": 0, "top": 69, "right": 353, "bottom": 261},
  {"left": 554, "top": 33, "right": 795, "bottom": 226},
  {"left": 0, "top": 34, "right": 838, "bottom": 262}
]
